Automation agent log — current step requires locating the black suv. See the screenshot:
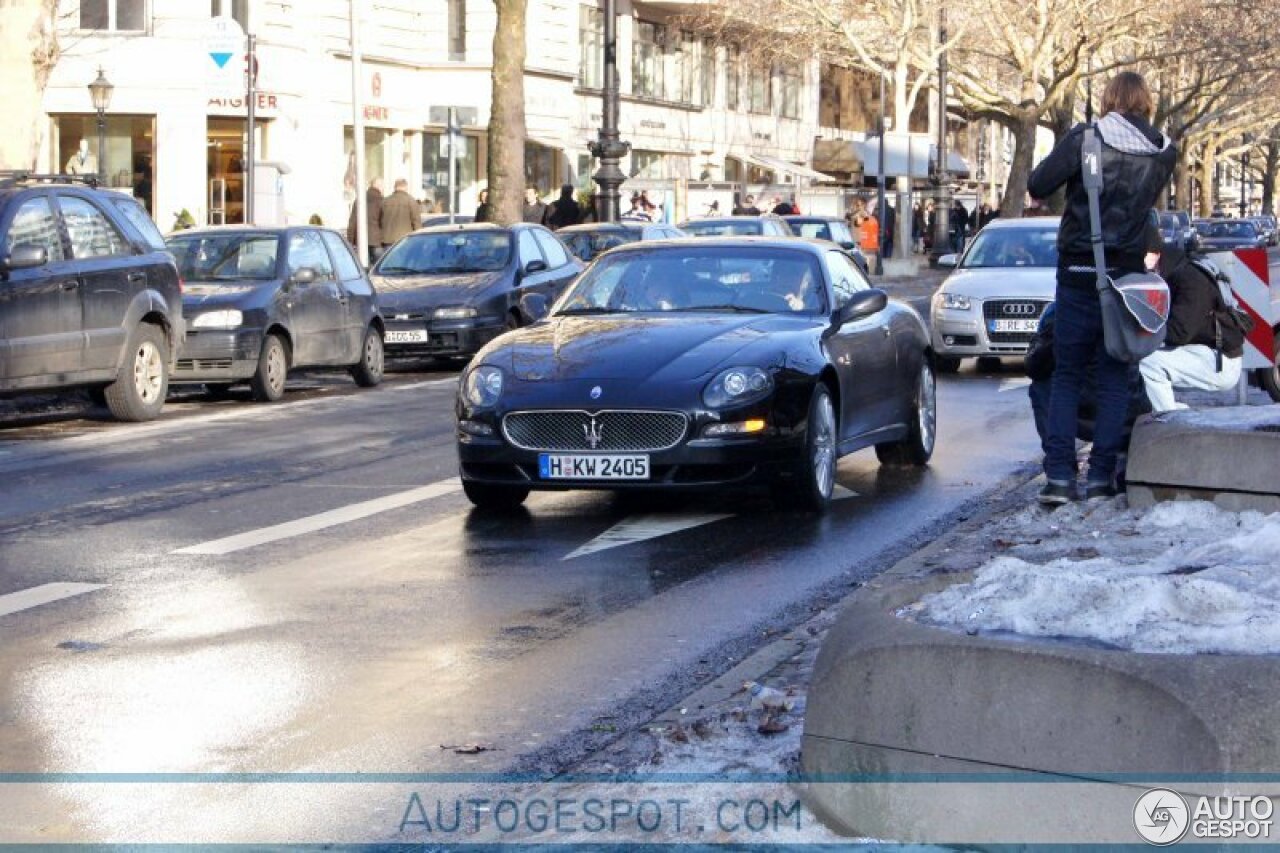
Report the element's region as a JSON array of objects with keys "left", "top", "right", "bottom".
[{"left": 0, "top": 175, "right": 184, "bottom": 421}]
